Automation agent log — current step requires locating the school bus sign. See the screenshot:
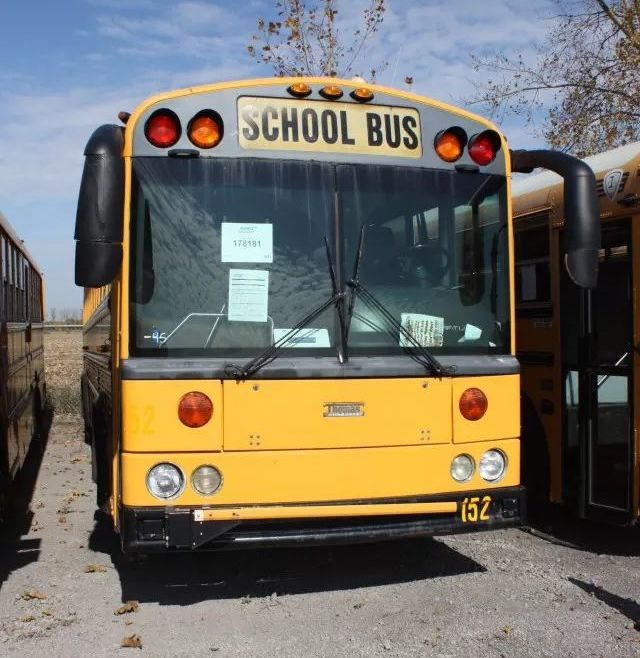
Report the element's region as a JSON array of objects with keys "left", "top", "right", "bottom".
[{"left": 237, "top": 96, "right": 422, "bottom": 158}]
